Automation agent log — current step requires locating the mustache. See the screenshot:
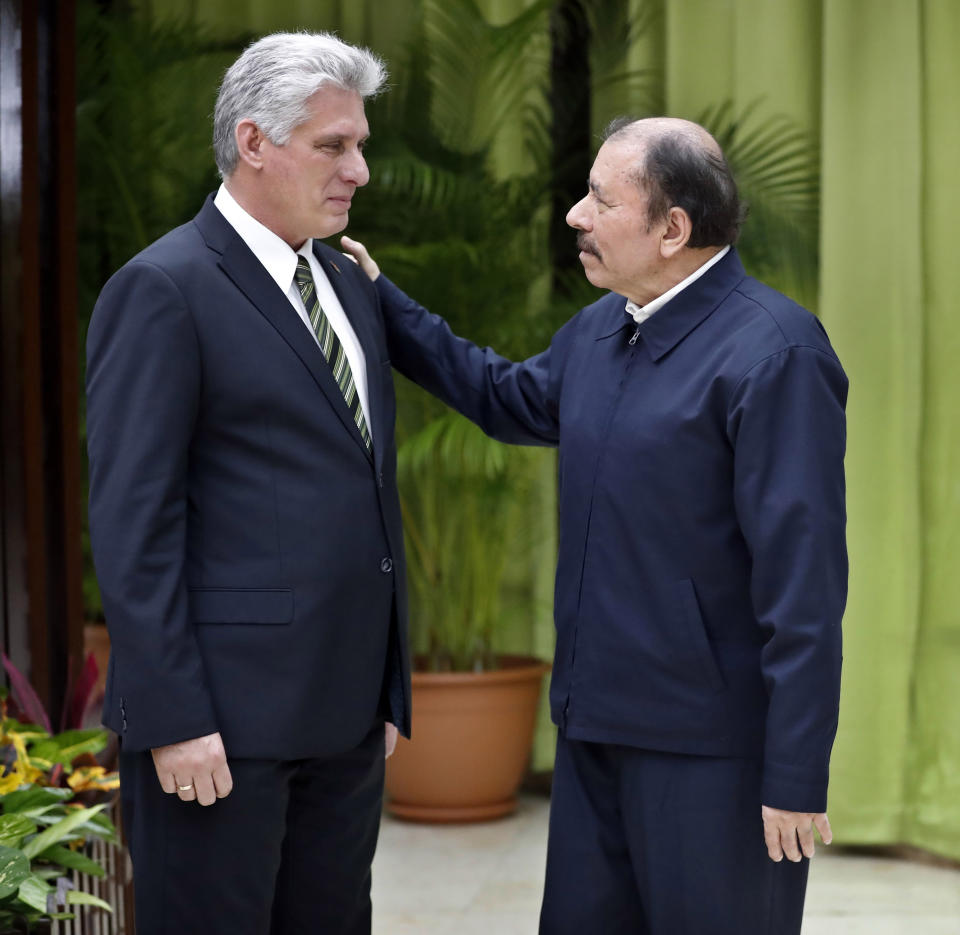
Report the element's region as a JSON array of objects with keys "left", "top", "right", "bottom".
[{"left": 577, "top": 234, "right": 601, "bottom": 260}]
